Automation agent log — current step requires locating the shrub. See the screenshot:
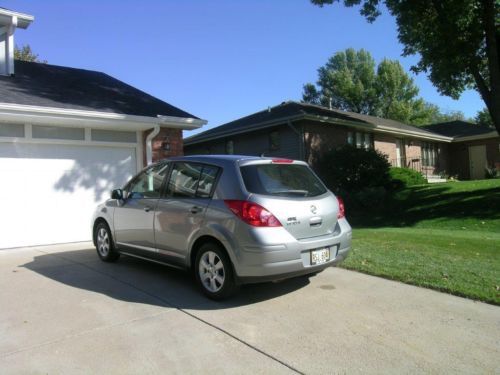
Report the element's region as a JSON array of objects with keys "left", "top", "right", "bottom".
[
  {"left": 316, "top": 145, "right": 391, "bottom": 199},
  {"left": 485, "top": 165, "right": 500, "bottom": 179},
  {"left": 352, "top": 186, "right": 387, "bottom": 208},
  {"left": 389, "top": 167, "right": 427, "bottom": 188}
]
